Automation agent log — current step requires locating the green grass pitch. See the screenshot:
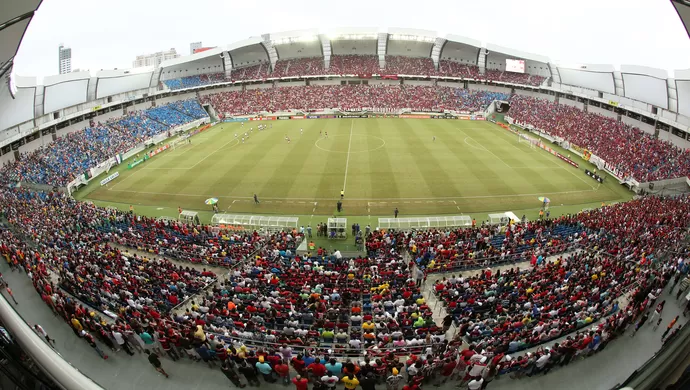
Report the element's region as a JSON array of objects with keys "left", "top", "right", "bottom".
[{"left": 80, "top": 118, "right": 631, "bottom": 221}]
